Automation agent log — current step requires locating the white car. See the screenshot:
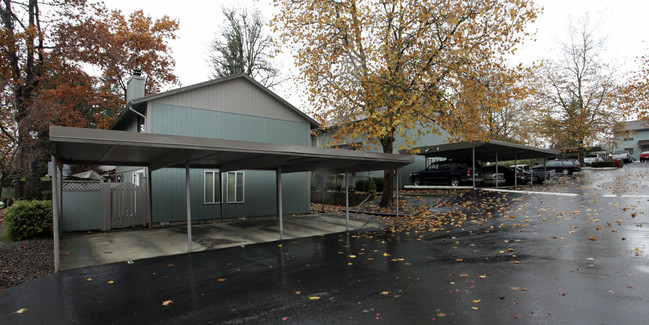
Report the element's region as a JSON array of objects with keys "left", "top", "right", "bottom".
[{"left": 584, "top": 154, "right": 604, "bottom": 166}]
